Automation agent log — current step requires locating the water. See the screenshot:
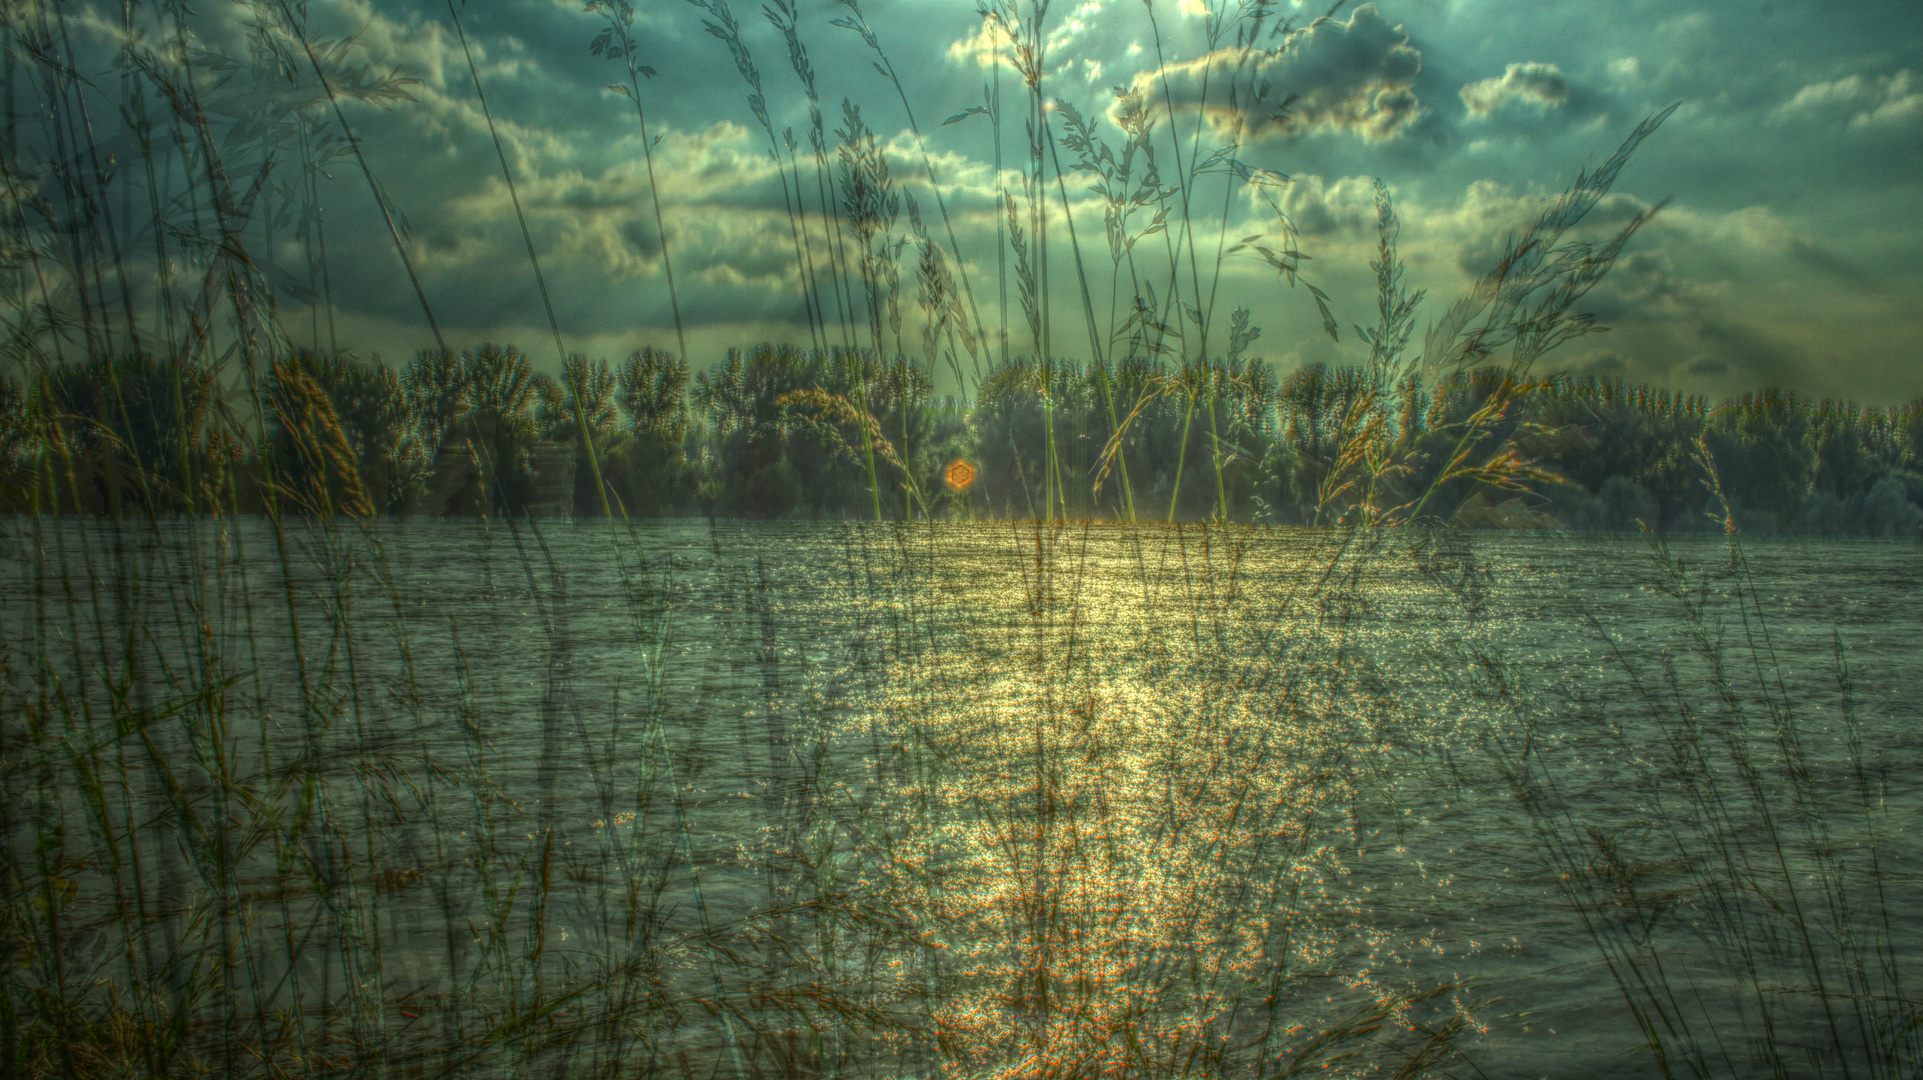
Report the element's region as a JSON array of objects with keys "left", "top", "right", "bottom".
[{"left": 3, "top": 517, "right": 1918, "bottom": 1078}]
